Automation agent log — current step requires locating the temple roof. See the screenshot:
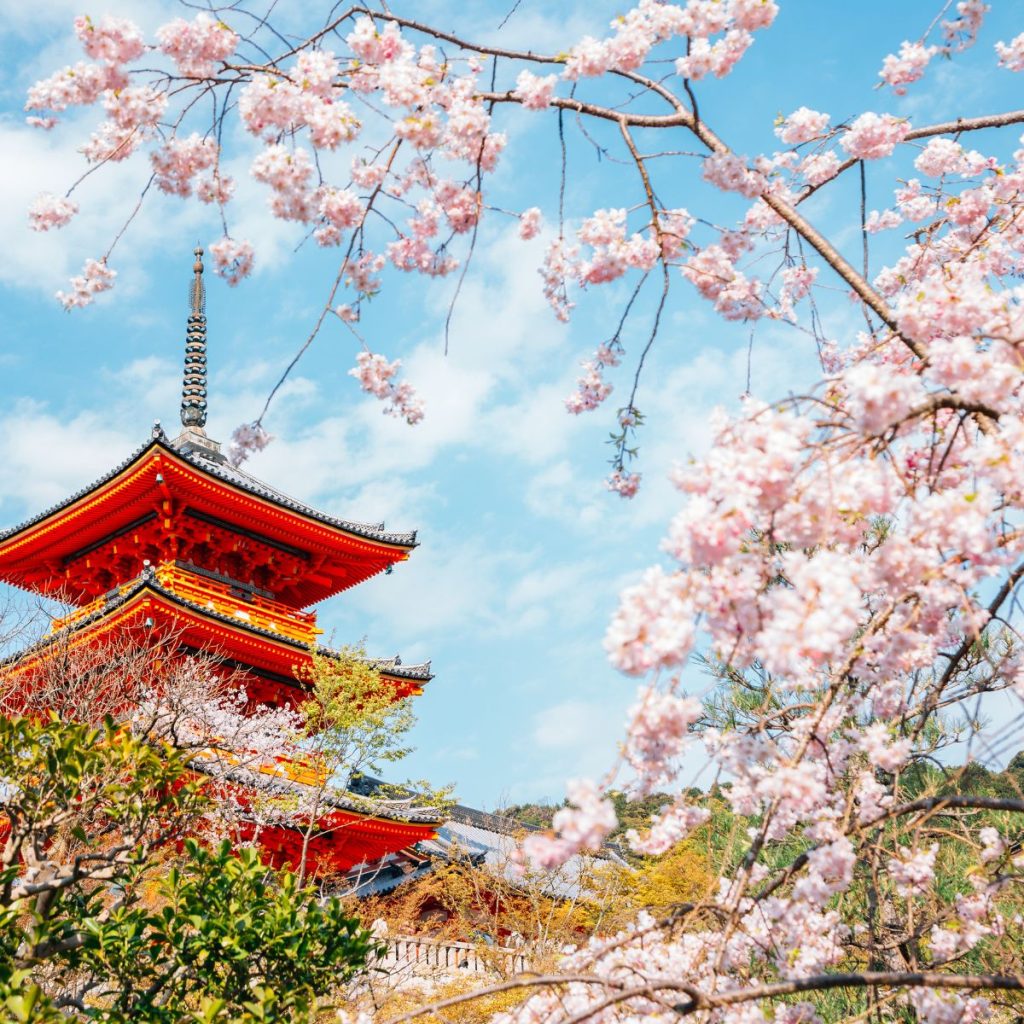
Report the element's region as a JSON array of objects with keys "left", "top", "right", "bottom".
[
  {"left": 342, "top": 796, "right": 626, "bottom": 901},
  {"left": 196, "top": 760, "right": 442, "bottom": 826},
  {"left": 0, "top": 424, "right": 417, "bottom": 549},
  {"left": 8, "top": 566, "right": 431, "bottom": 692},
  {"left": 0, "top": 426, "right": 418, "bottom": 607}
]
